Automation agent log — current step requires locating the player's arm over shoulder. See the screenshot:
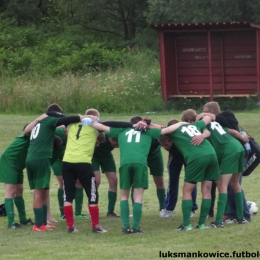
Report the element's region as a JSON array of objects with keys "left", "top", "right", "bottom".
[
  {"left": 161, "top": 122, "right": 187, "bottom": 135},
  {"left": 147, "top": 128, "right": 162, "bottom": 139}
]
